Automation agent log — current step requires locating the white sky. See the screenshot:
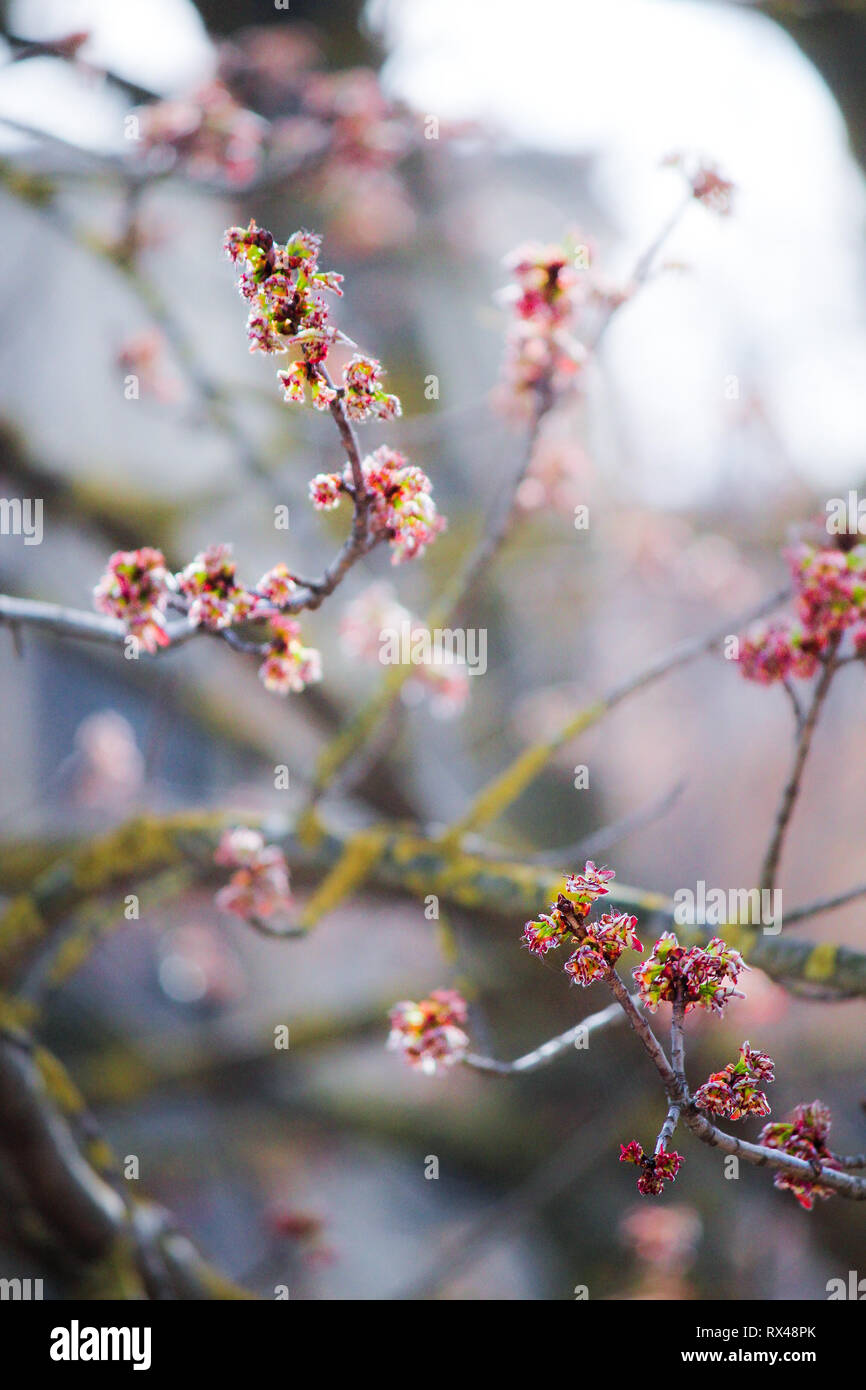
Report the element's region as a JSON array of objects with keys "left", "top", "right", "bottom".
[
  {"left": 2, "top": 0, "right": 865, "bottom": 502},
  {"left": 371, "top": 0, "right": 866, "bottom": 502}
]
